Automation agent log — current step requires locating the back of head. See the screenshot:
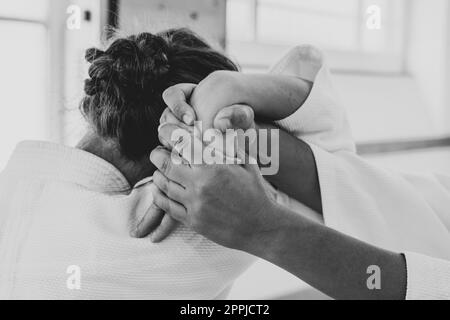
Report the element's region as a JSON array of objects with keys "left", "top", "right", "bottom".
[{"left": 81, "top": 28, "right": 238, "bottom": 160}]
